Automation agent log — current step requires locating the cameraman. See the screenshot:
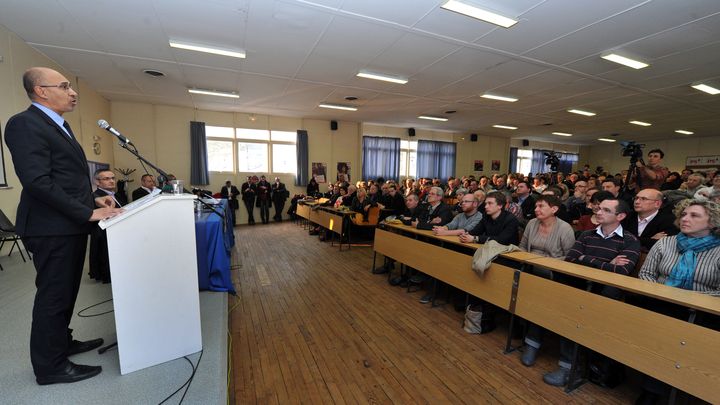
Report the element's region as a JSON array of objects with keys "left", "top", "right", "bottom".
[{"left": 632, "top": 149, "right": 668, "bottom": 191}]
